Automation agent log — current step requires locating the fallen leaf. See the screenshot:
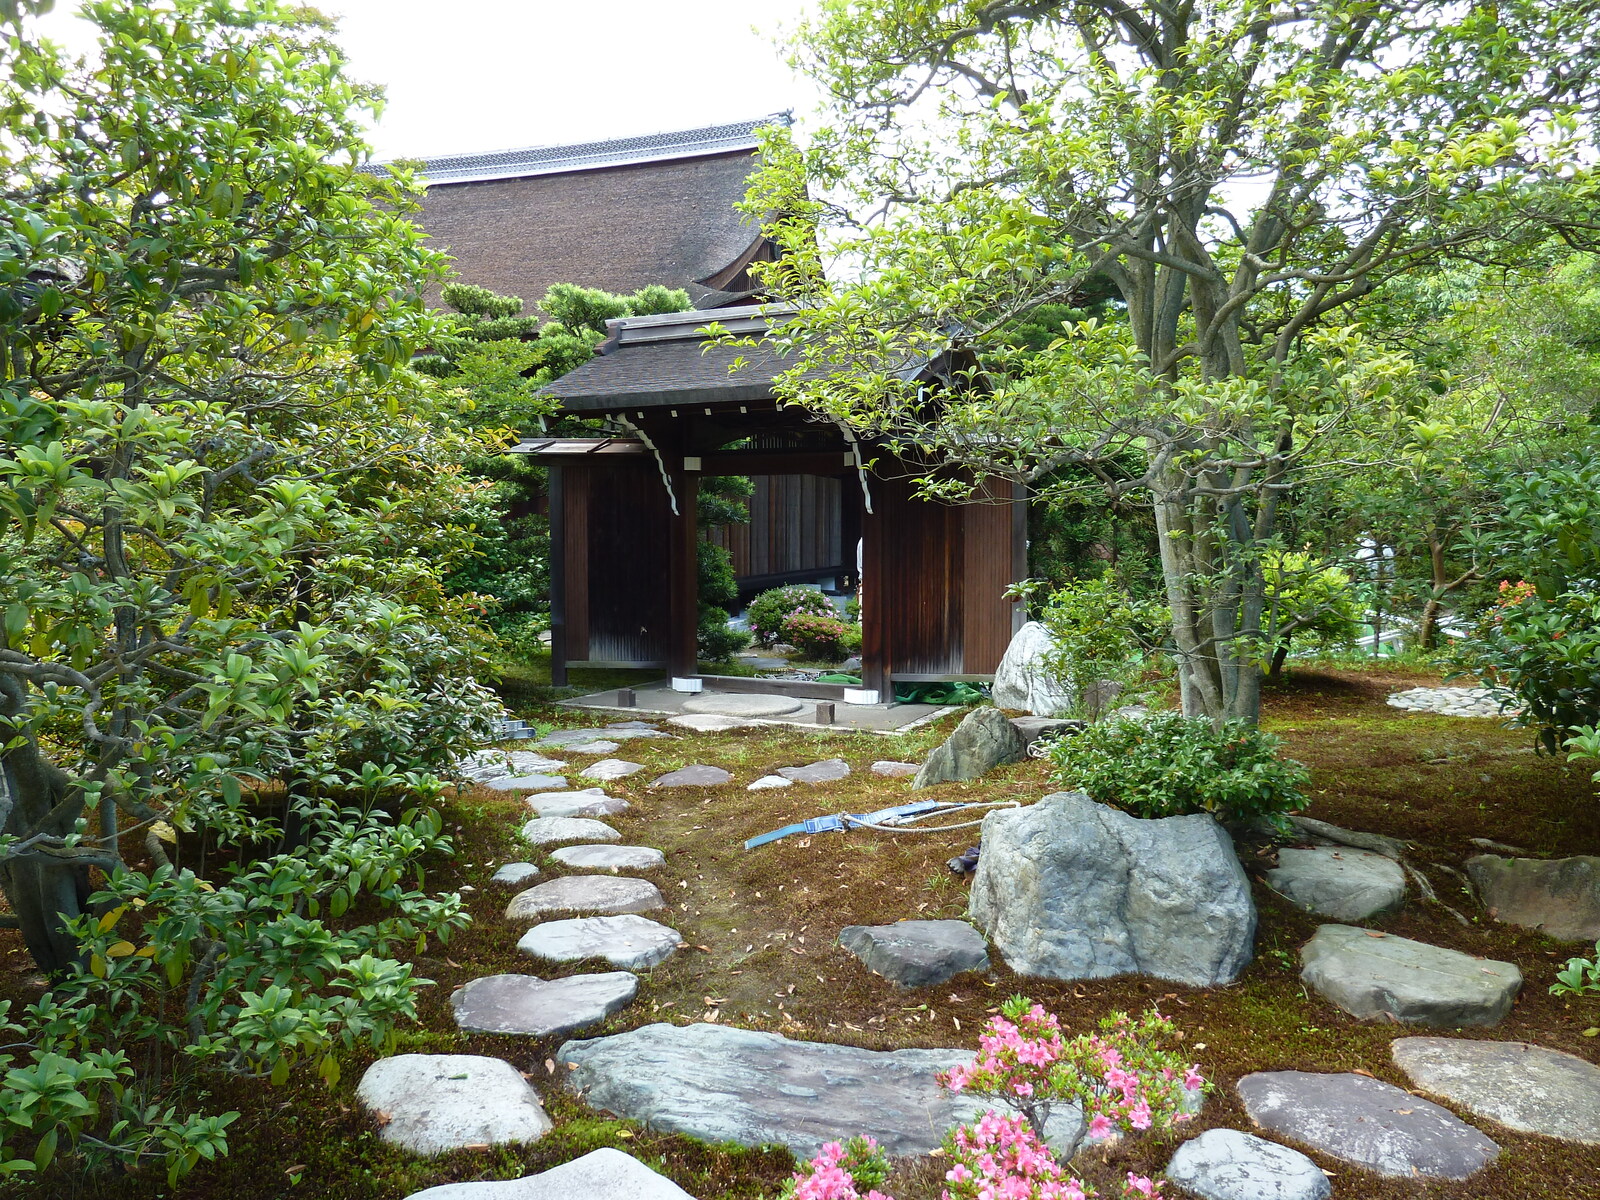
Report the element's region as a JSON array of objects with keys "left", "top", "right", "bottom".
[
  {"left": 1582, "top": 1027, "right": 1599, "bottom": 1038},
  {"left": 1352, "top": 1068, "right": 1376, "bottom": 1078},
  {"left": 545, "top": 1058, "right": 556, "bottom": 1075},
  {"left": 284, "top": 1165, "right": 306, "bottom": 1175},
  {"left": 1364, "top": 931, "right": 1387, "bottom": 939}
]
